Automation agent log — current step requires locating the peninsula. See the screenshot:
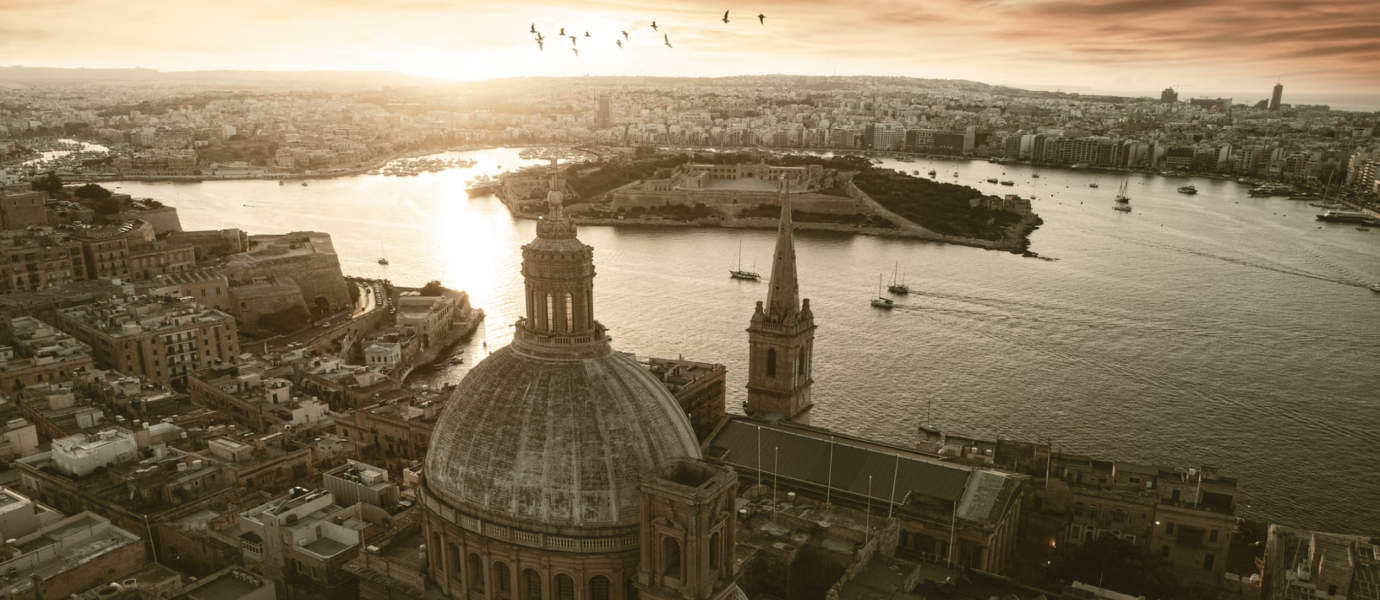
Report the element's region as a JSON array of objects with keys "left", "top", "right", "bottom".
[{"left": 496, "top": 151, "right": 1043, "bottom": 253}]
